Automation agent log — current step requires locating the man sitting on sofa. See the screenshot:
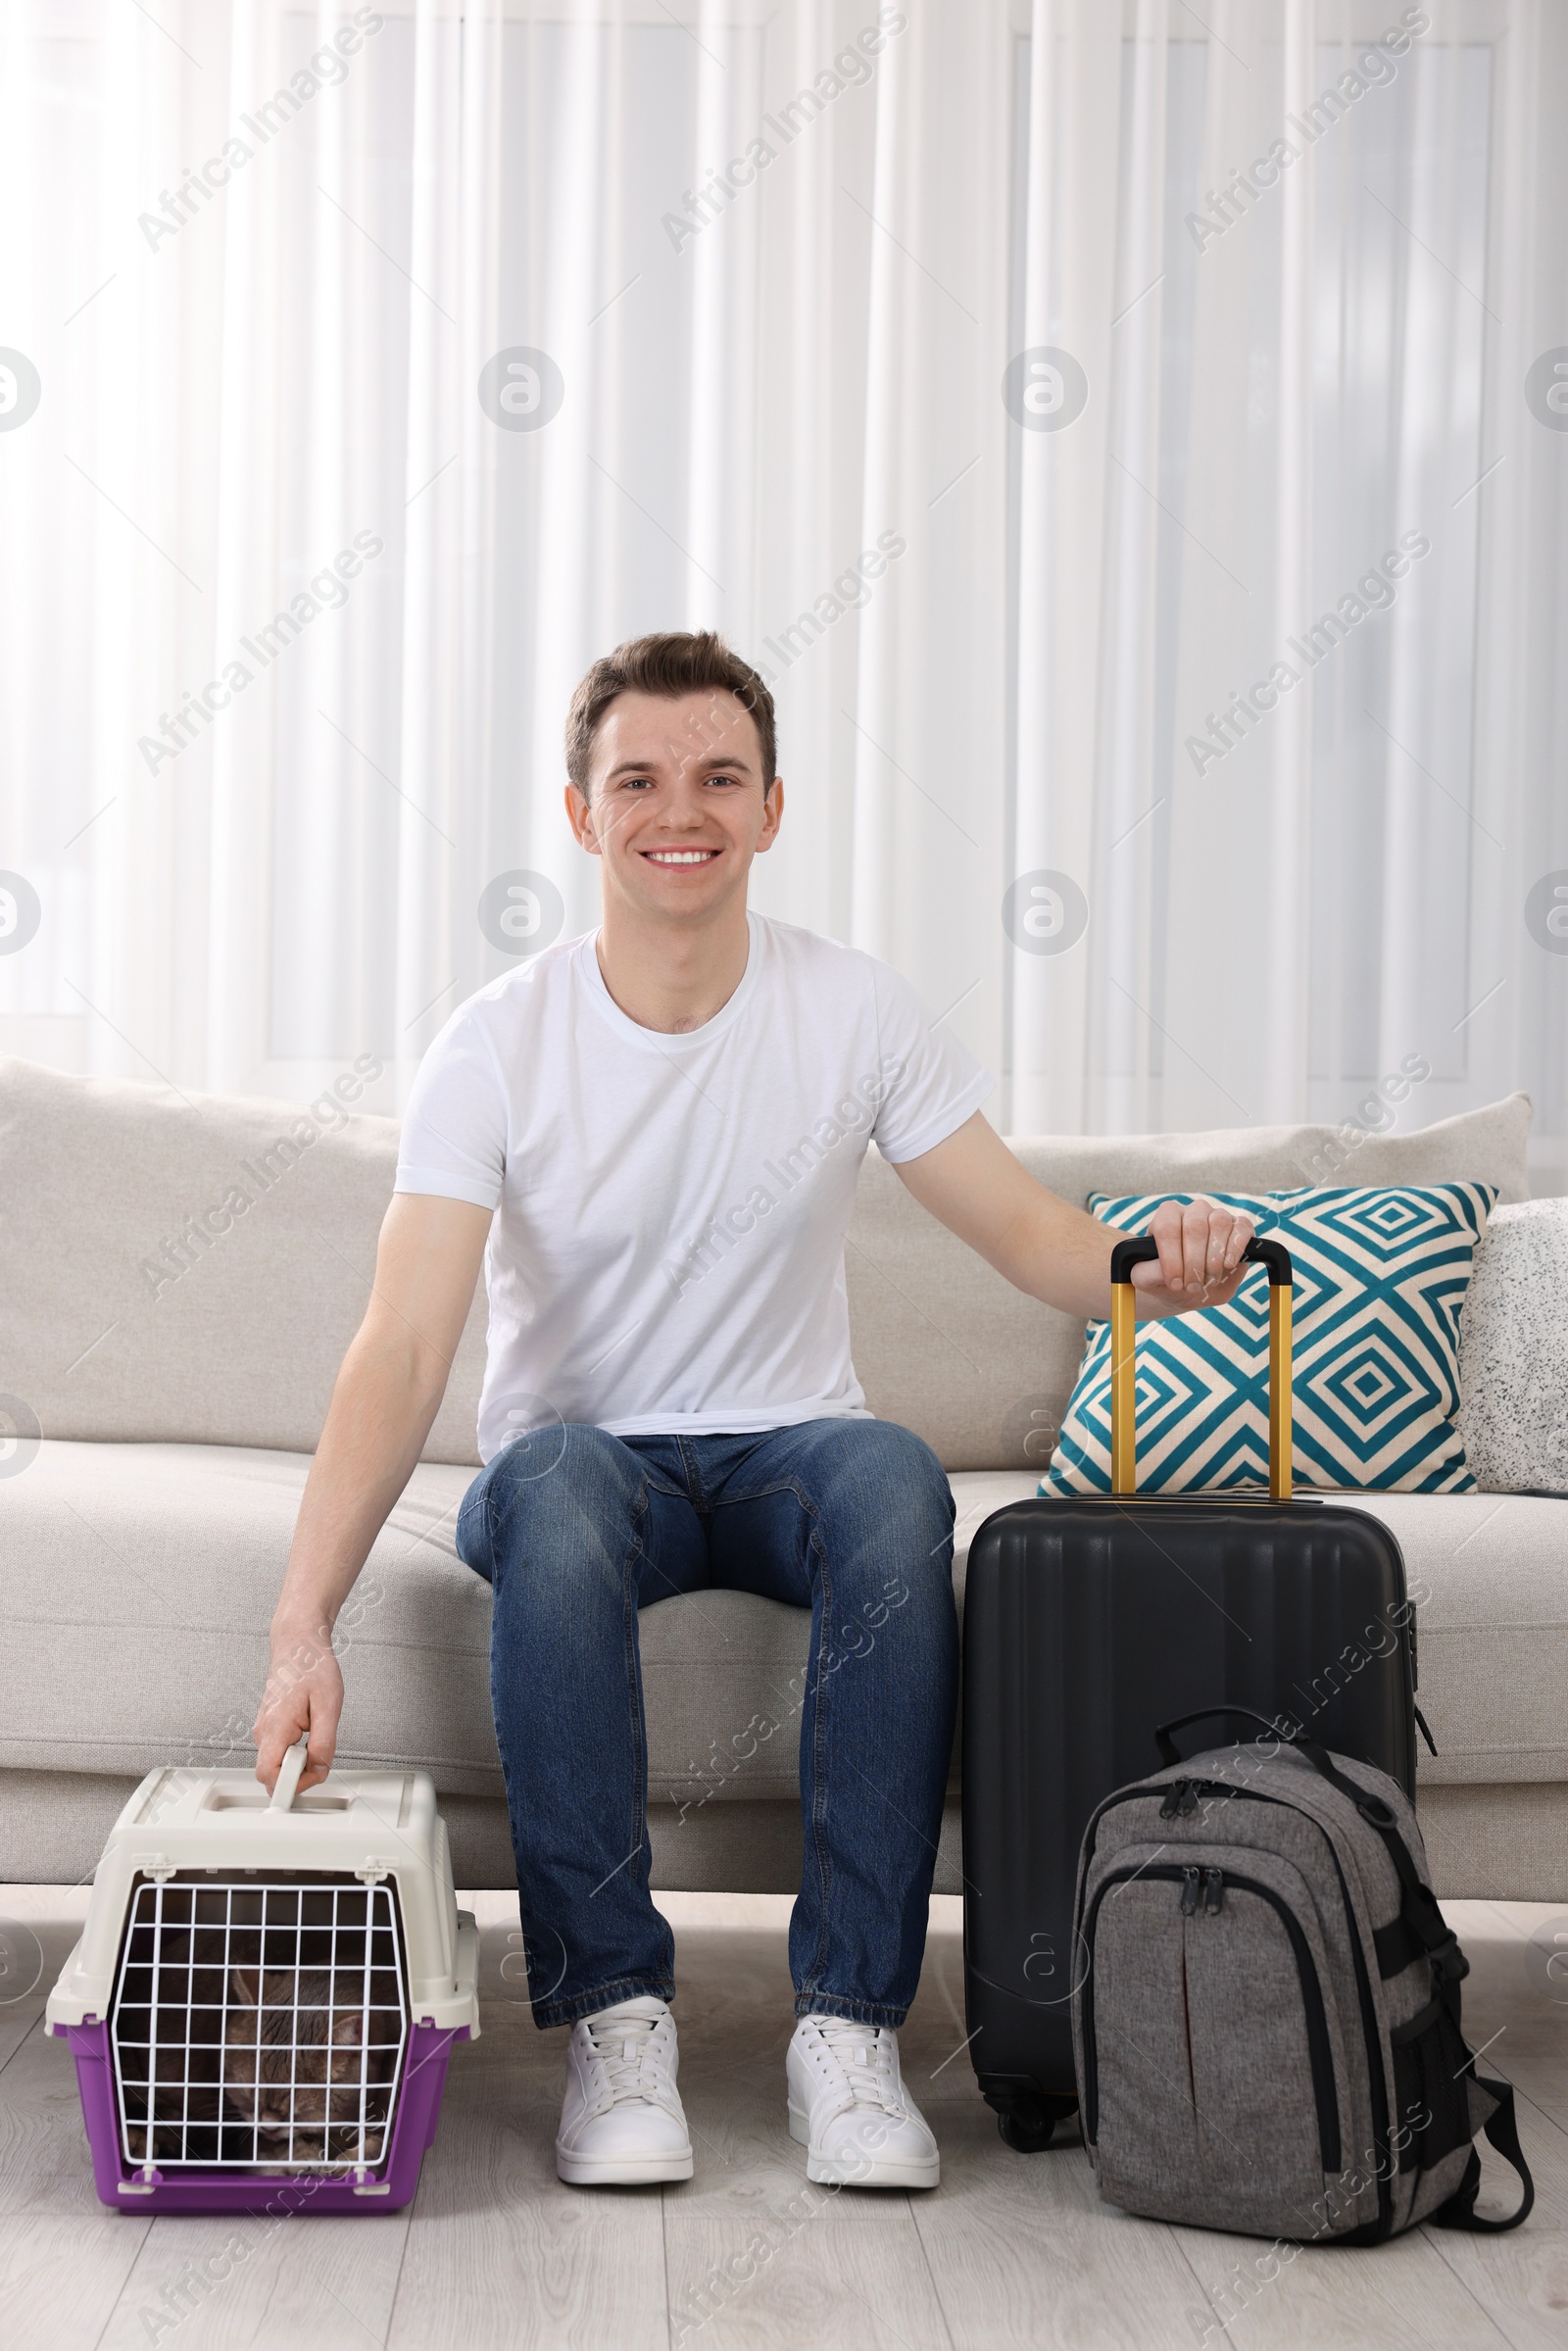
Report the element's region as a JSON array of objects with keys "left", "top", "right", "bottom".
[{"left": 252, "top": 630, "right": 1255, "bottom": 2191}]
